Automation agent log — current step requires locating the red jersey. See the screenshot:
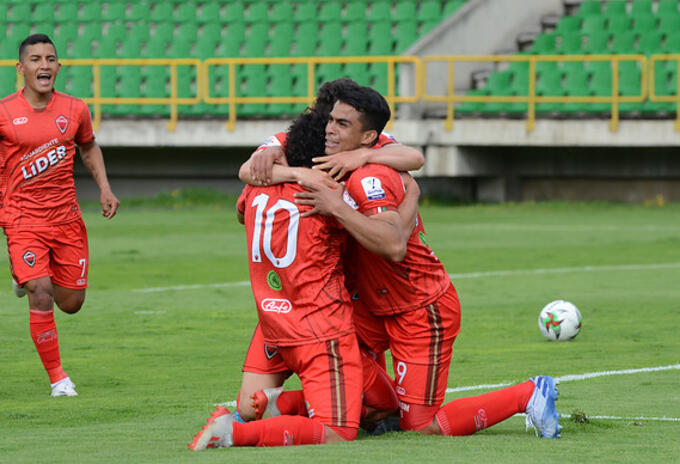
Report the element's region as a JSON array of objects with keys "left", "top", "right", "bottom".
[
  {"left": 237, "top": 183, "right": 354, "bottom": 346},
  {"left": 344, "top": 164, "right": 451, "bottom": 315},
  {"left": 255, "top": 131, "right": 397, "bottom": 153},
  {"left": 0, "top": 89, "right": 94, "bottom": 227}
]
